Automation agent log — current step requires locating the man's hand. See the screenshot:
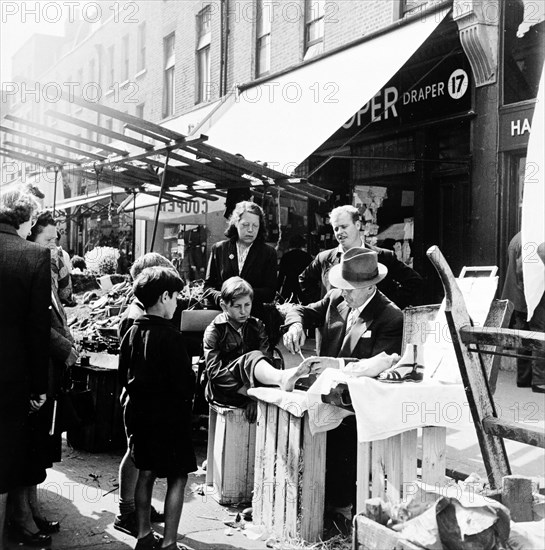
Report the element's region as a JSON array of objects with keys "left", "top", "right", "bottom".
[
  {"left": 283, "top": 323, "right": 306, "bottom": 354},
  {"left": 65, "top": 346, "right": 79, "bottom": 367},
  {"left": 29, "top": 393, "right": 47, "bottom": 412},
  {"left": 244, "top": 401, "right": 257, "bottom": 423},
  {"left": 300, "top": 356, "right": 341, "bottom": 375}
]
